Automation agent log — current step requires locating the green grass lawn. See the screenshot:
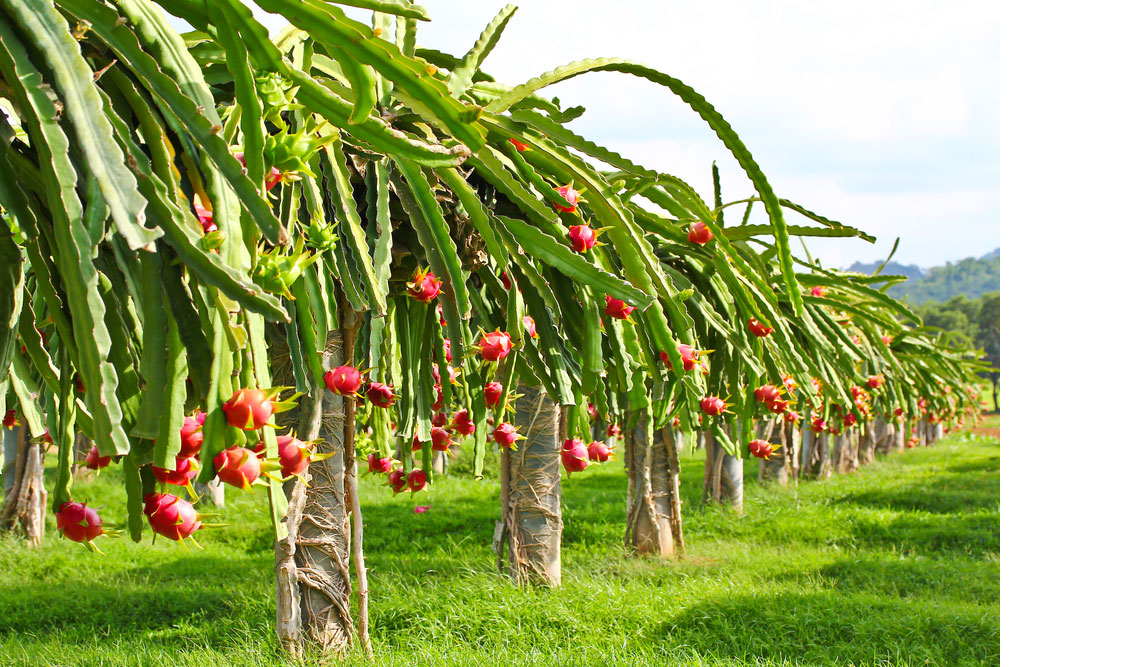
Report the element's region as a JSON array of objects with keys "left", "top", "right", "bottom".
[{"left": 0, "top": 429, "right": 999, "bottom": 667}]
